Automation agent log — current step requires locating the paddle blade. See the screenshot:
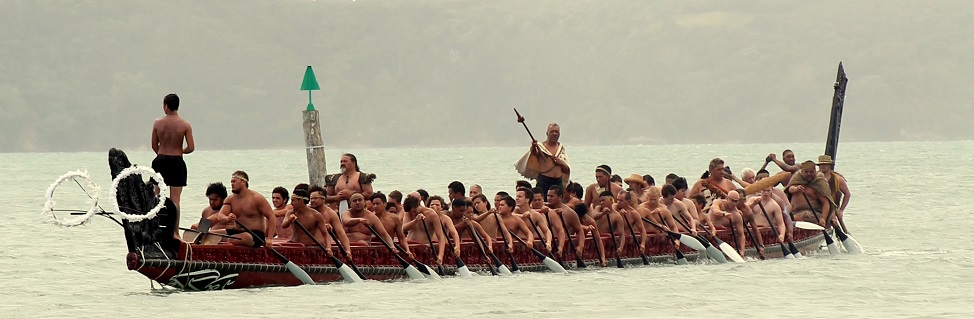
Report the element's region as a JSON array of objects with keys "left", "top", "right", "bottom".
[
  {"left": 404, "top": 265, "right": 426, "bottom": 280},
  {"left": 825, "top": 233, "right": 840, "bottom": 256},
  {"left": 718, "top": 242, "right": 745, "bottom": 263},
  {"left": 677, "top": 235, "right": 707, "bottom": 252},
  {"left": 842, "top": 234, "right": 863, "bottom": 254},
  {"left": 705, "top": 245, "right": 728, "bottom": 263},
  {"left": 543, "top": 257, "right": 567, "bottom": 273},
  {"left": 497, "top": 265, "right": 513, "bottom": 276},
  {"left": 675, "top": 250, "right": 688, "bottom": 265},
  {"left": 788, "top": 241, "right": 802, "bottom": 258},
  {"left": 784, "top": 253, "right": 795, "bottom": 259},
  {"left": 423, "top": 264, "right": 442, "bottom": 280},
  {"left": 285, "top": 262, "right": 316, "bottom": 285},
  {"left": 795, "top": 221, "right": 825, "bottom": 231},
  {"left": 338, "top": 264, "right": 363, "bottom": 283},
  {"left": 456, "top": 265, "right": 473, "bottom": 278}
]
